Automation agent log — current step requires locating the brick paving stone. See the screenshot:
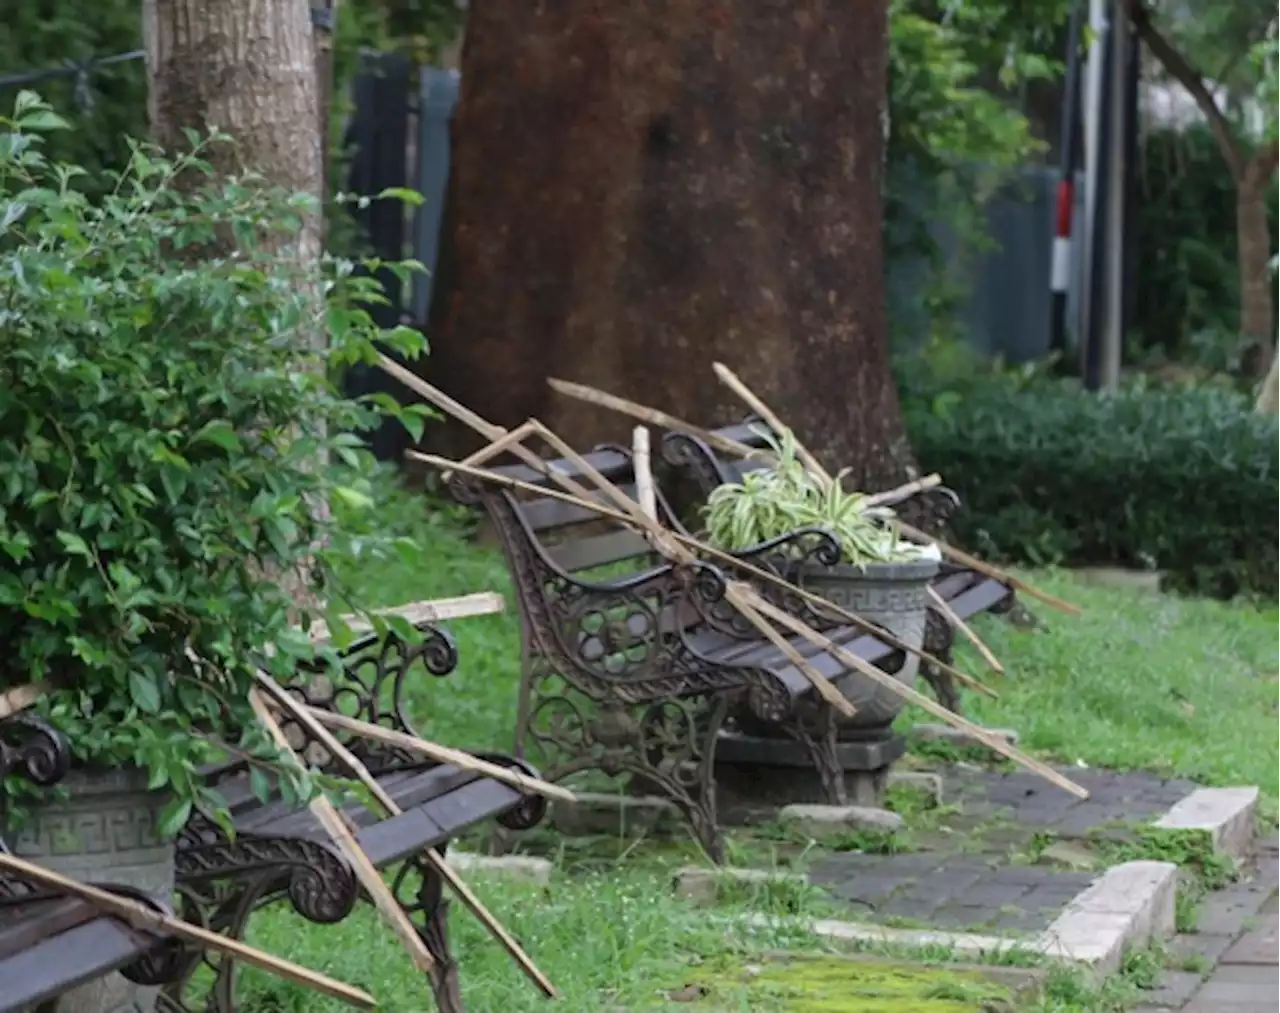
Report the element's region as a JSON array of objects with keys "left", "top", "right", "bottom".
[
  {"left": 1169, "top": 932, "right": 1237, "bottom": 967},
  {"left": 1181, "top": 964, "right": 1279, "bottom": 1012},
  {"left": 1140, "top": 971, "right": 1206, "bottom": 1007},
  {"left": 1221, "top": 912, "right": 1278, "bottom": 965},
  {"left": 1196, "top": 881, "right": 1275, "bottom": 936}
]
